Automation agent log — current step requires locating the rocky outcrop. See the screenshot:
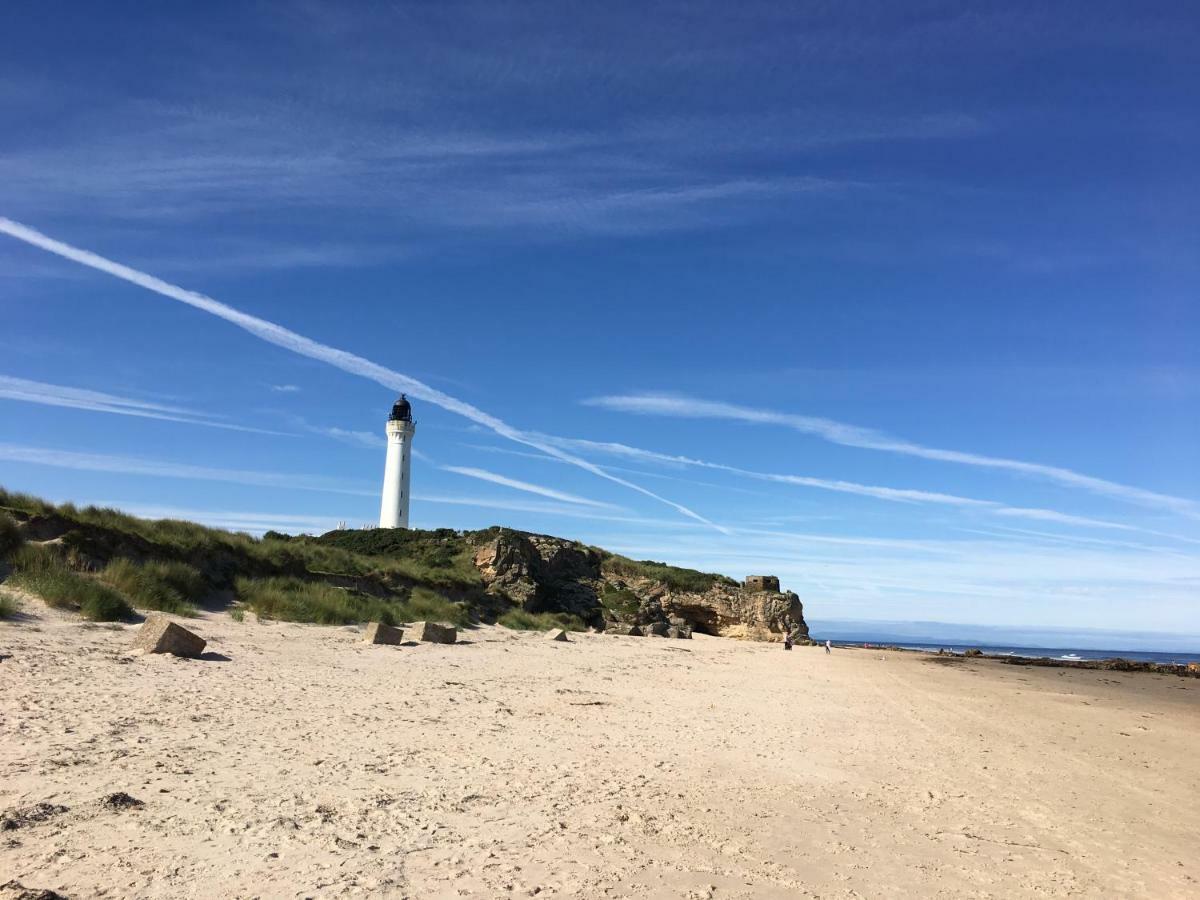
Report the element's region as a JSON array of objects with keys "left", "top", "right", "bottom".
[
  {"left": 612, "top": 576, "right": 809, "bottom": 642},
  {"left": 472, "top": 530, "right": 603, "bottom": 624},
  {"left": 468, "top": 530, "right": 808, "bottom": 641}
]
